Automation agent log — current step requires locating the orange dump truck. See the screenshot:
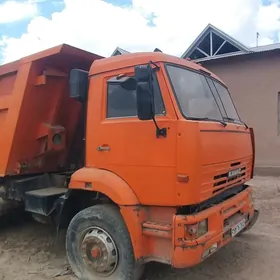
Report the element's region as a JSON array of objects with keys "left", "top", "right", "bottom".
[{"left": 0, "top": 44, "right": 258, "bottom": 279}]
